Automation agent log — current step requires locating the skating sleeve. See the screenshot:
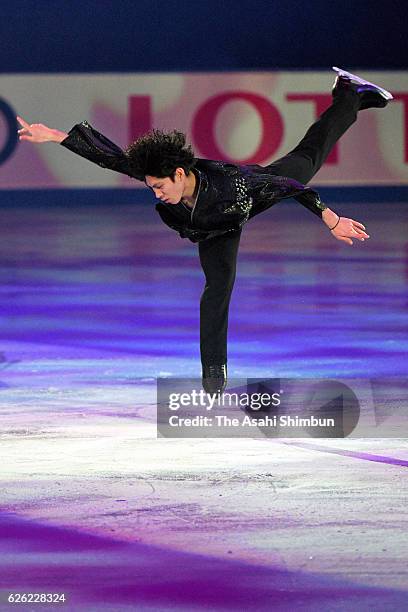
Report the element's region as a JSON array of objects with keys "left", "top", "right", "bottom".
[
  {"left": 60, "top": 121, "right": 137, "bottom": 178},
  {"left": 247, "top": 172, "right": 327, "bottom": 218},
  {"left": 293, "top": 189, "right": 327, "bottom": 218}
]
